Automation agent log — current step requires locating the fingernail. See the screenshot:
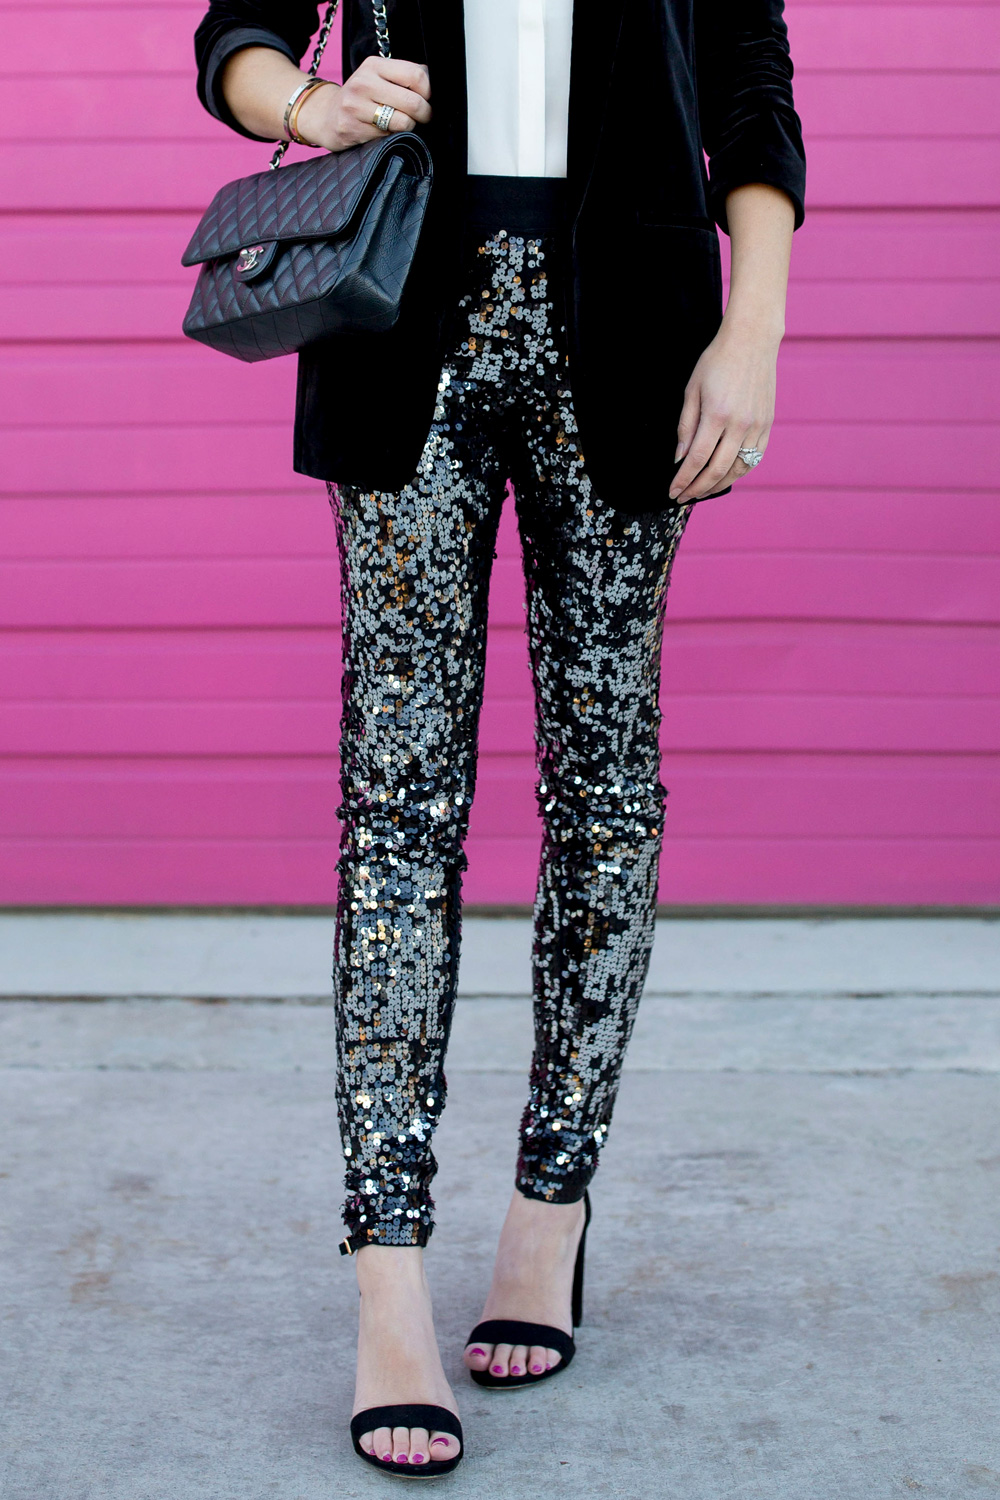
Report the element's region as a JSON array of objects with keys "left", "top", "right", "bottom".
[
  {"left": 674, "top": 445, "right": 685, "bottom": 461},
  {"left": 668, "top": 488, "right": 680, "bottom": 499}
]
